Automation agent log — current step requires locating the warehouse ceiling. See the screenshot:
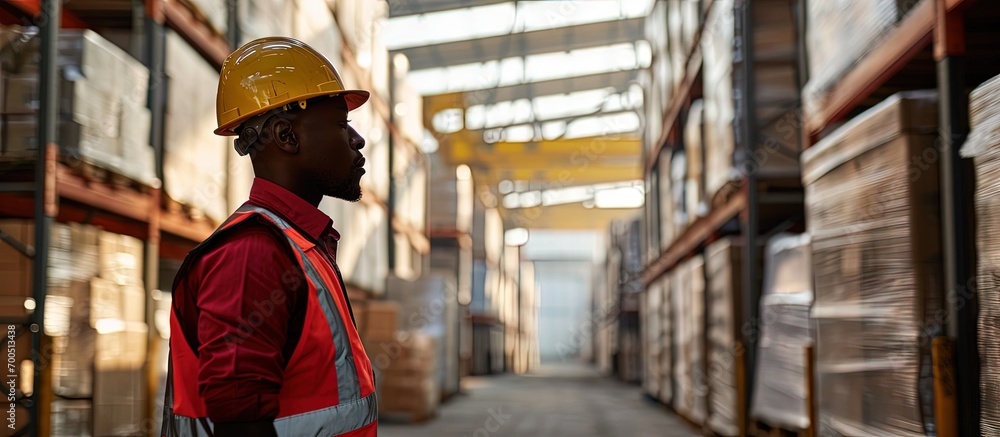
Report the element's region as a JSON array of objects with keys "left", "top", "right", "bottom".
[{"left": 387, "top": 0, "right": 649, "bottom": 231}]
